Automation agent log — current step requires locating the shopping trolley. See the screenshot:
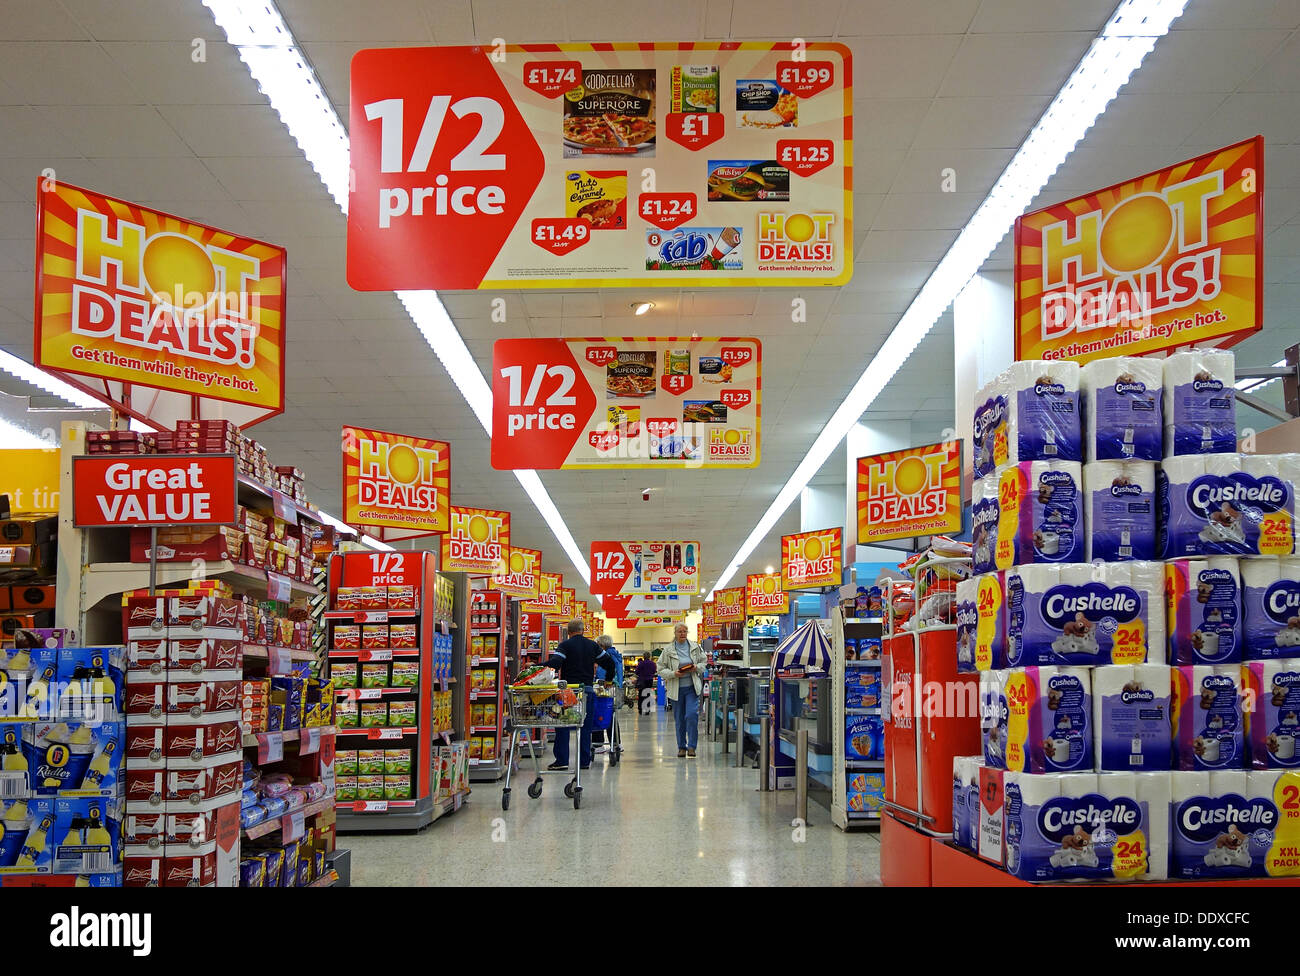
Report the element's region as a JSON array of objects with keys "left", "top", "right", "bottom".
[
  {"left": 592, "top": 682, "right": 622, "bottom": 766},
  {"left": 502, "top": 680, "right": 588, "bottom": 810}
]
